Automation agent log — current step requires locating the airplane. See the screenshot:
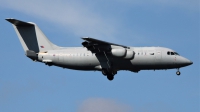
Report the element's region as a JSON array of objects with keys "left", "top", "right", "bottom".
[{"left": 6, "top": 18, "right": 193, "bottom": 81}]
